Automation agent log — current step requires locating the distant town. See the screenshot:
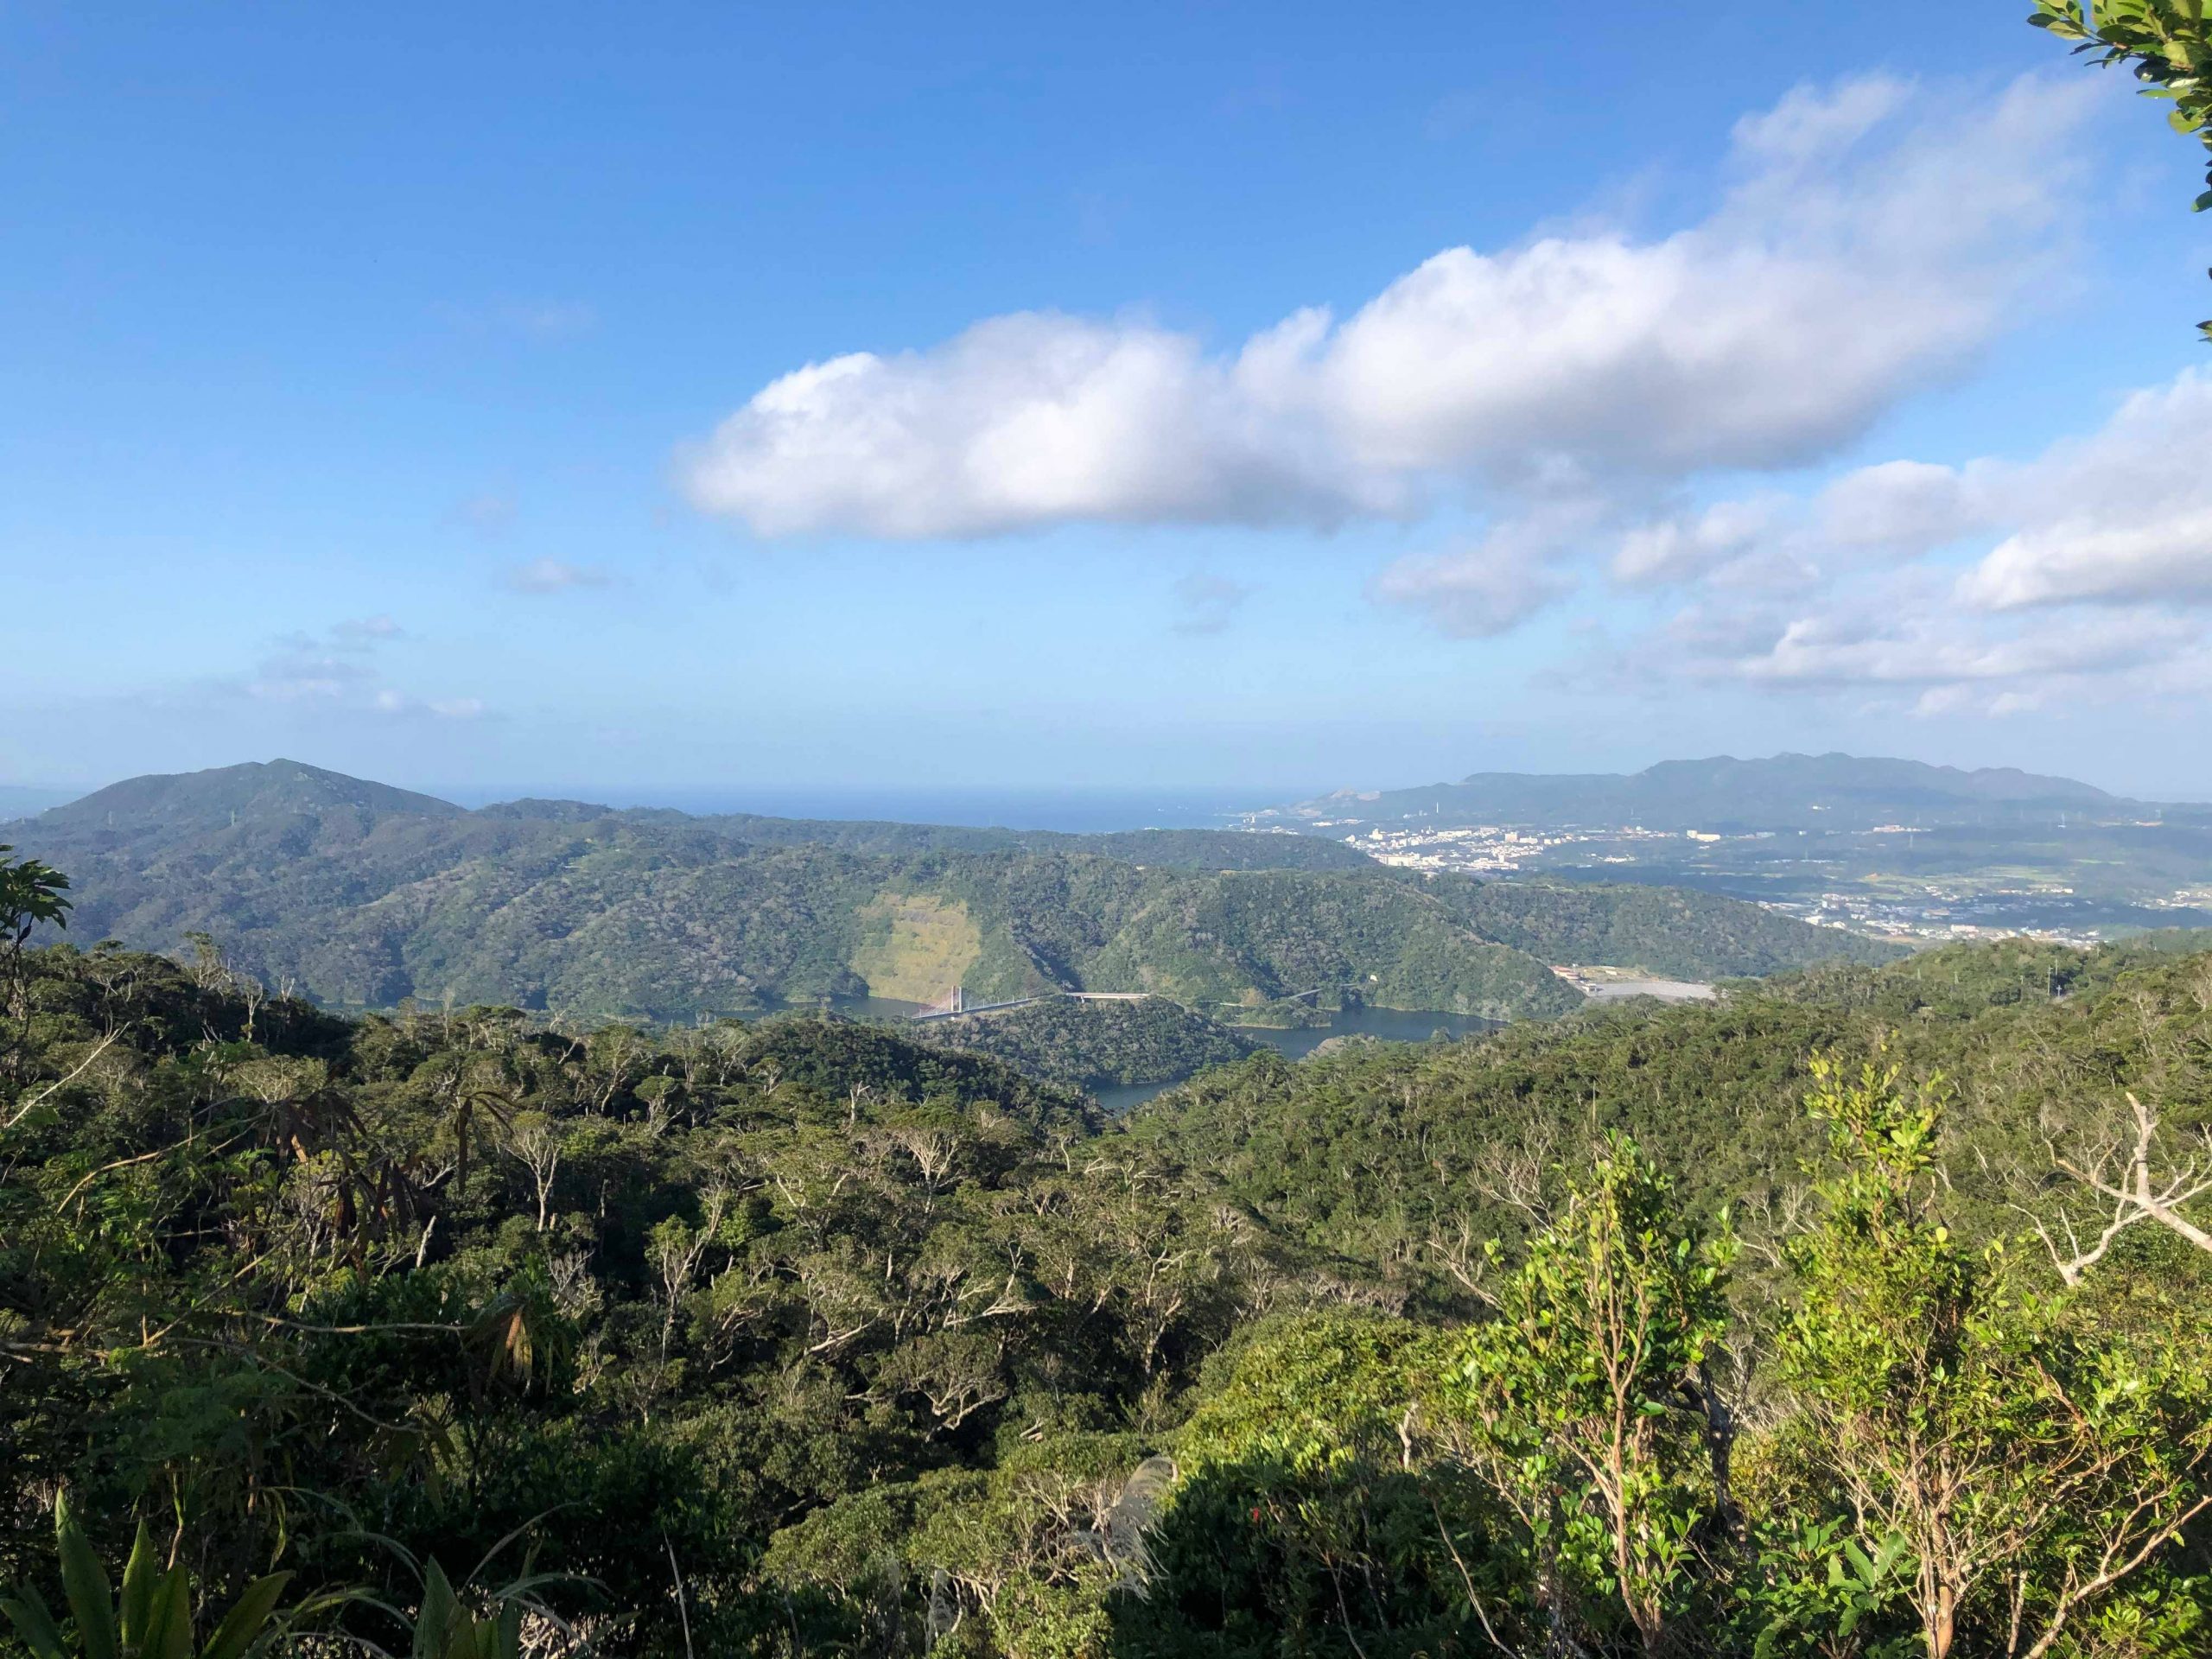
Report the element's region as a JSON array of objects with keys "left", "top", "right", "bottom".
[{"left": 1274, "top": 818, "right": 2211, "bottom": 950}]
